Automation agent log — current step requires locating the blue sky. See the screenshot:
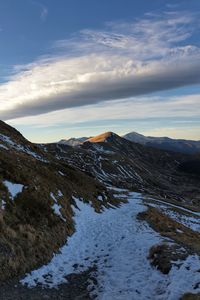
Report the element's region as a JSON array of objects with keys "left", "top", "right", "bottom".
[{"left": 0, "top": 0, "right": 200, "bottom": 142}]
